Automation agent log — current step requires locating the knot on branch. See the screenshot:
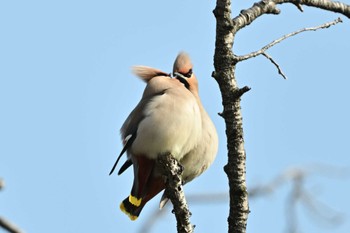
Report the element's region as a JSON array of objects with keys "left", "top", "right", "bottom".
[
  {"left": 258, "top": 0, "right": 280, "bottom": 14},
  {"left": 218, "top": 86, "right": 251, "bottom": 118},
  {"left": 213, "top": 0, "right": 232, "bottom": 18},
  {"left": 234, "top": 86, "right": 251, "bottom": 99},
  {"left": 292, "top": 0, "right": 304, "bottom": 12}
]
